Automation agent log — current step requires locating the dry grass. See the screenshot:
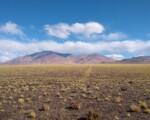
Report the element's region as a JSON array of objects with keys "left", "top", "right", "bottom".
[
  {"left": 28, "top": 111, "right": 36, "bottom": 118},
  {"left": 130, "top": 105, "right": 141, "bottom": 112},
  {"left": 0, "top": 64, "right": 150, "bottom": 120}
]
